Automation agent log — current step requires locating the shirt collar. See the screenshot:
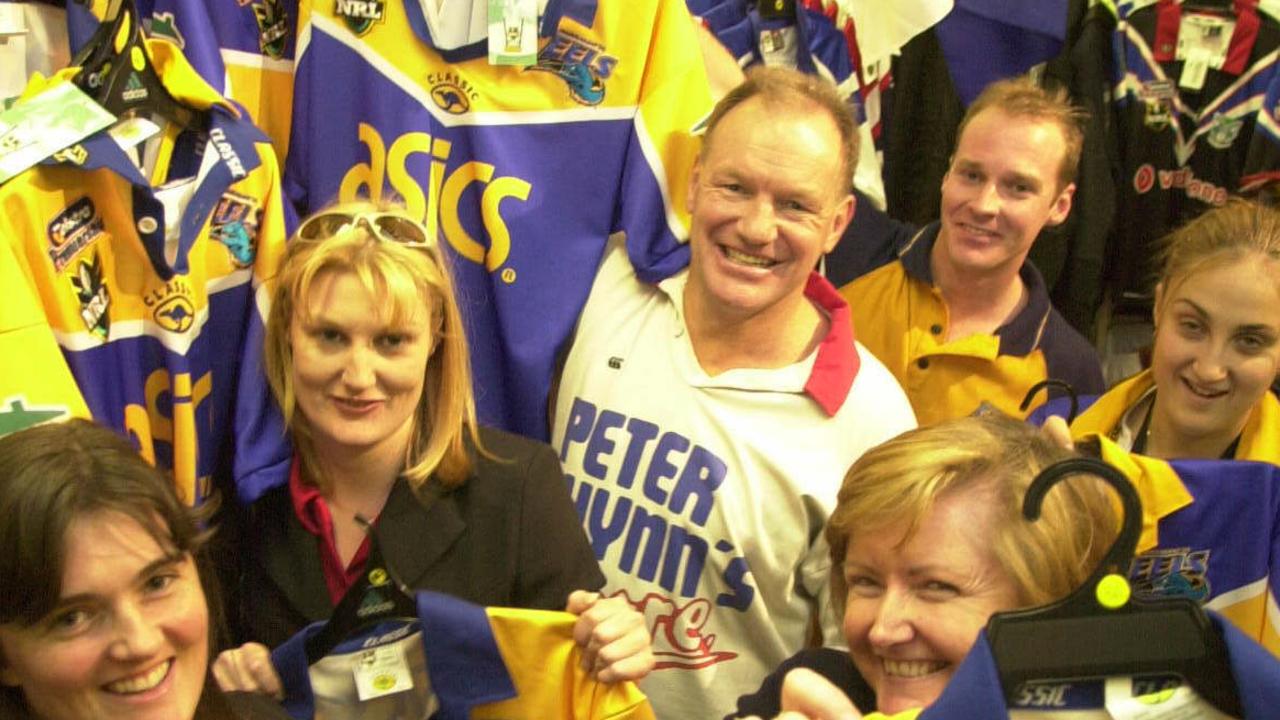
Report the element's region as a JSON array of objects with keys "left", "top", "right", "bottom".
[
  {"left": 804, "top": 271, "right": 861, "bottom": 416},
  {"left": 898, "top": 221, "right": 1053, "bottom": 357},
  {"left": 401, "top": 0, "right": 599, "bottom": 62}
]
